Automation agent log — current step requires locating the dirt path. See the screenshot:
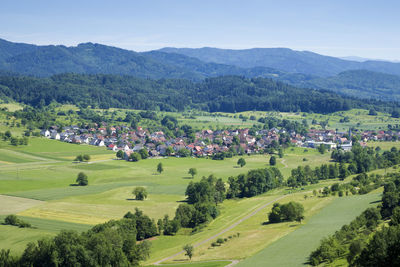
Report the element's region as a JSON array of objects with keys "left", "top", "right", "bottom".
[{"left": 153, "top": 194, "right": 288, "bottom": 265}]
